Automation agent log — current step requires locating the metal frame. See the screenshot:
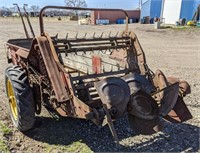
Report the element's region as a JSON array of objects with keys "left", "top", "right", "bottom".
[{"left": 39, "top": 6, "right": 129, "bottom": 35}]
